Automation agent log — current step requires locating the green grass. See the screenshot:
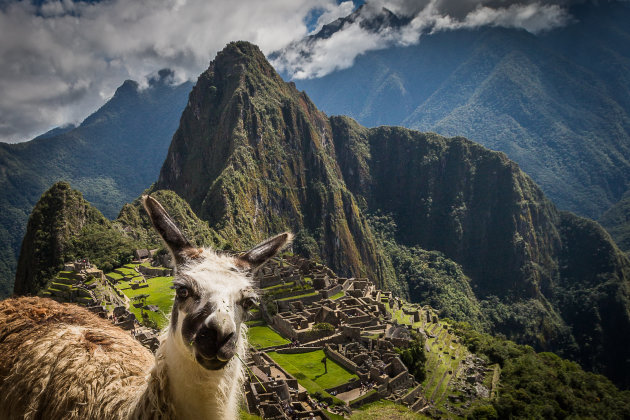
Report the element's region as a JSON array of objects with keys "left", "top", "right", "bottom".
[
  {"left": 262, "top": 281, "right": 295, "bottom": 291},
  {"left": 350, "top": 400, "right": 429, "bottom": 419},
  {"left": 277, "top": 291, "right": 318, "bottom": 301},
  {"left": 330, "top": 291, "right": 345, "bottom": 300},
  {"left": 239, "top": 409, "right": 261, "bottom": 420},
  {"left": 247, "top": 325, "right": 290, "bottom": 349},
  {"left": 325, "top": 410, "right": 346, "bottom": 420},
  {"left": 267, "top": 350, "right": 357, "bottom": 402},
  {"left": 116, "top": 275, "right": 174, "bottom": 329},
  {"left": 106, "top": 272, "right": 123, "bottom": 280},
  {"left": 115, "top": 266, "right": 138, "bottom": 276}
]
